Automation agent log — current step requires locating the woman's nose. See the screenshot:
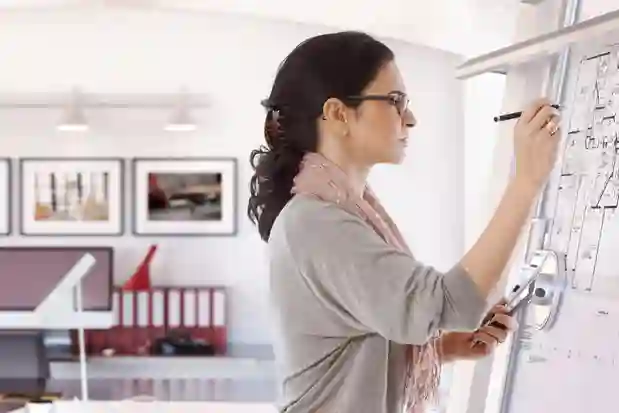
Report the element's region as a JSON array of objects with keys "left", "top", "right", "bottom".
[{"left": 403, "top": 110, "right": 416, "bottom": 128}]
